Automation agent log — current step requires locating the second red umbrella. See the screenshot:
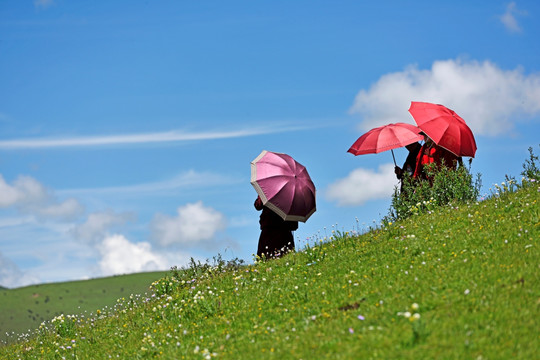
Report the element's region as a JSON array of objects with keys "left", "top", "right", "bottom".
[
  {"left": 347, "top": 122, "right": 423, "bottom": 165},
  {"left": 408, "top": 101, "right": 477, "bottom": 158}
]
